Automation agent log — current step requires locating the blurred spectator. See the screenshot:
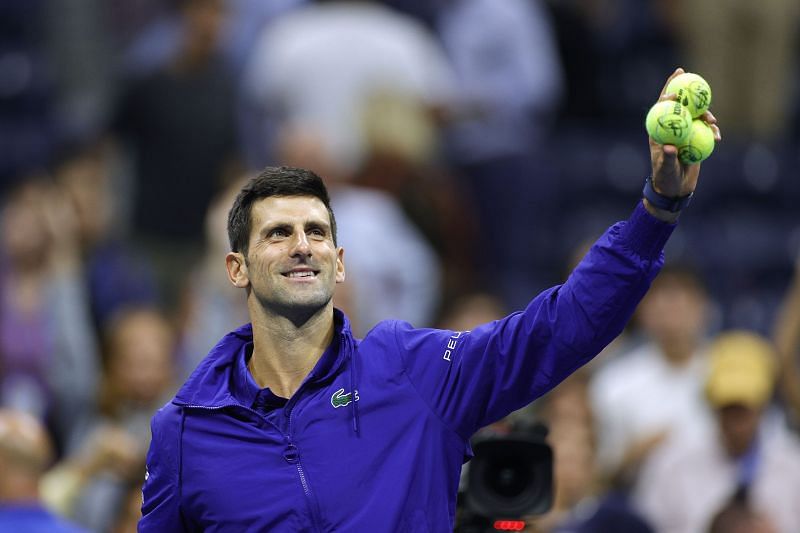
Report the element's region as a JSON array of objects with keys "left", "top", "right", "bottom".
[
  {"left": 241, "top": 0, "right": 455, "bottom": 173},
  {"left": 439, "top": 0, "right": 562, "bottom": 161},
  {"left": 113, "top": 0, "right": 238, "bottom": 308},
  {"left": 636, "top": 331, "right": 800, "bottom": 533},
  {"left": 437, "top": 292, "right": 505, "bottom": 333},
  {"left": 708, "top": 487, "right": 778, "bottom": 533},
  {"left": 438, "top": 0, "right": 564, "bottom": 308},
  {"left": 41, "top": 307, "right": 175, "bottom": 532},
  {"left": 121, "top": 0, "right": 305, "bottom": 78},
  {"left": 54, "top": 139, "right": 158, "bottom": 333},
  {"left": 178, "top": 175, "right": 250, "bottom": 377},
  {"left": 589, "top": 265, "right": 715, "bottom": 489},
  {"left": 530, "top": 373, "right": 654, "bottom": 533},
  {"left": 354, "top": 90, "right": 476, "bottom": 310},
  {"left": 0, "top": 409, "right": 87, "bottom": 533},
  {"left": 771, "top": 254, "right": 800, "bottom": 428},
  {"left": 666, "top": 0, "right": 800, "bottom": 142},
  {"left": 223, "top": 0, "right": 308, "bottom": 76},
  {"left": 109, "top": 482, "right": 144, "bottom": 533},
  {"left": 331, "top": 183, "right": 442, "bottom": 333},
  {"left": 0, "top": 177, "right": 99, "bottom": 452}
]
